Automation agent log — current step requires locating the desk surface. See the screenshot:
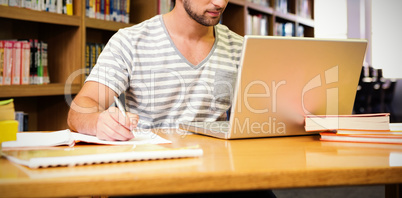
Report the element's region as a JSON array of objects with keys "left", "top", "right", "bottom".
[{"left": 1, "top": 129, "right": 402, "bottom": 197}]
